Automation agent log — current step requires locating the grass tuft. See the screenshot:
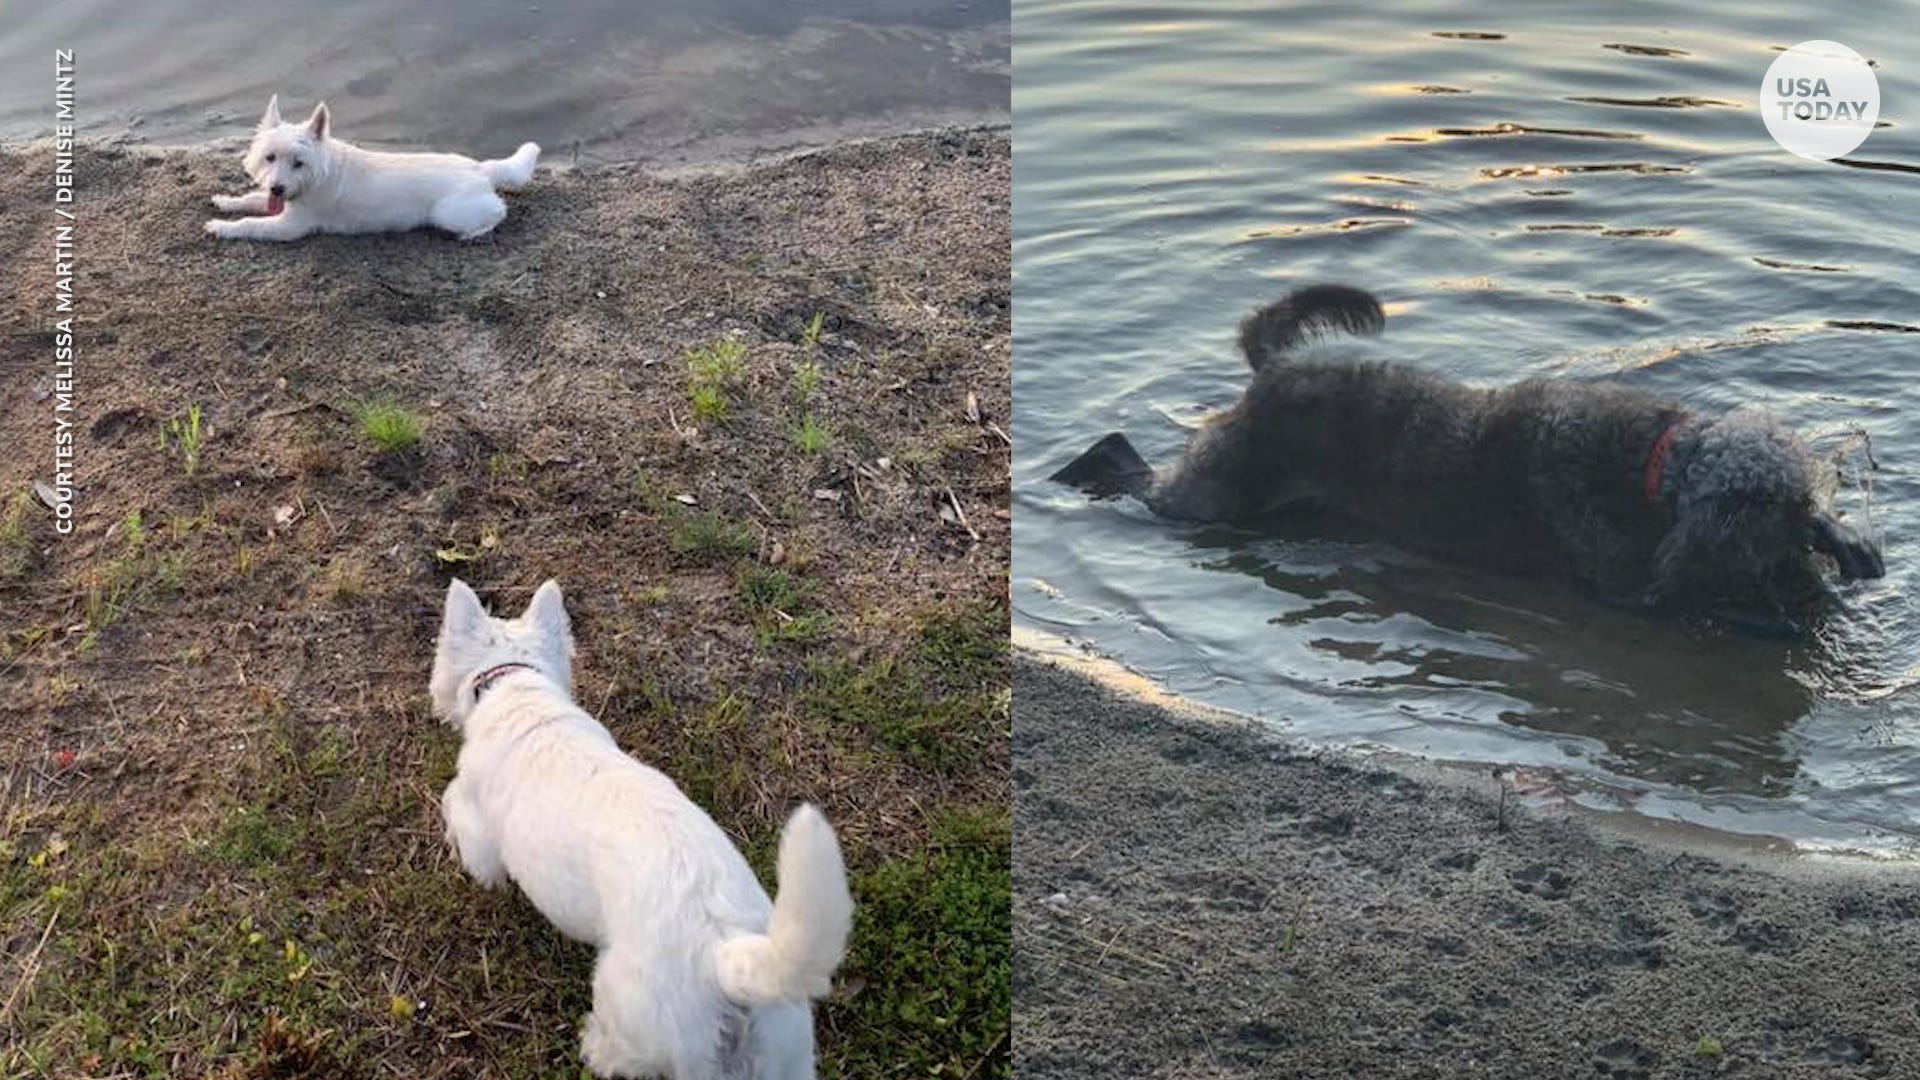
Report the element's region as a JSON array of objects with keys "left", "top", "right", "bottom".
[
  {"left": 686, "top": 338, "right": 748, "bottom": 422},
  {"left": 665, "top": 506, "right": 757, "bottom": 562},
  {"left": 1, "top": 489, "right": 36, "bottom": 579},
  {"left": 160, "top": 403, "right": 206, "bottom": 477},
  {"left": 352, "top": 400, "right": 425, "bottom": 454},
  {"left": 792, "top": 414, "right": 830, "bottom": 455},
  {"left": 738, "top": 567, "right": 830, "bottom": 646}
]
